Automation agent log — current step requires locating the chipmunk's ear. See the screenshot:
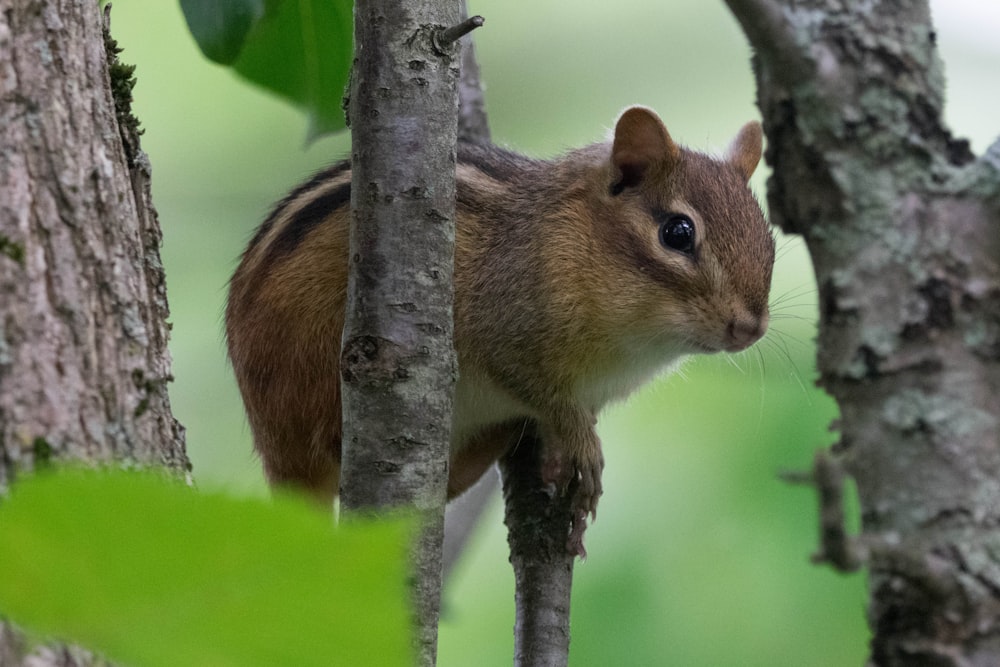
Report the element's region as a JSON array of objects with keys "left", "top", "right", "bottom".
[
  {"left": 726, "top": 121, "right": 763, "bottom": 182},
  {"left": 610, "top": 106, "right": 681, "bottom": 195}
]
